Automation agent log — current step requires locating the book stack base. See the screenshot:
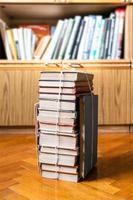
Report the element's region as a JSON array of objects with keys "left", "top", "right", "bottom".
[{"left": 35, "top": 71, "right": 98, "bottom": 182}]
